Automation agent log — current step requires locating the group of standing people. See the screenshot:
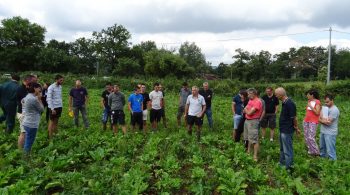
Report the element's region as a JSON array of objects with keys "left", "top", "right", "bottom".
[
  {"left": 1, "top": 74, "right": 340, "bottom": 167},
  {"left": 231, "top": 86, "right": 340, "bottom": 171},
  {"left": 0, "top": 74, "right": 67, "bottom": 154}
]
